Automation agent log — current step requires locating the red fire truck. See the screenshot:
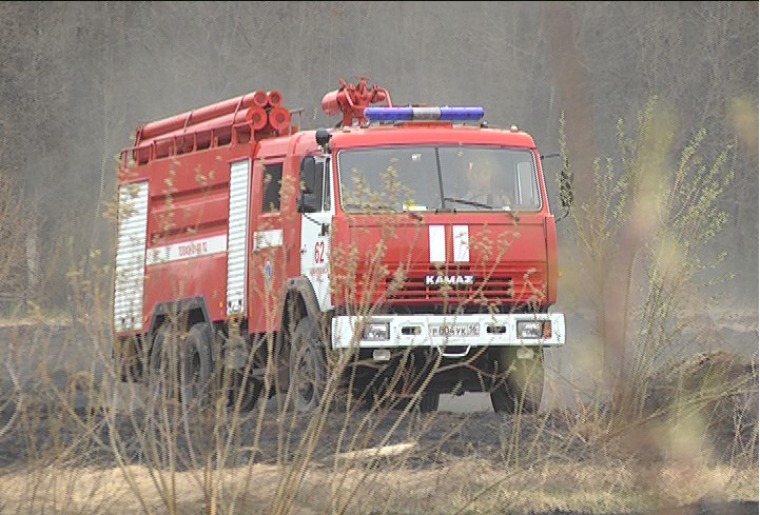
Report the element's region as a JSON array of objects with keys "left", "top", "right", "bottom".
[{"left": 112, "top": 78, "right": 568, "bottom": 414}]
